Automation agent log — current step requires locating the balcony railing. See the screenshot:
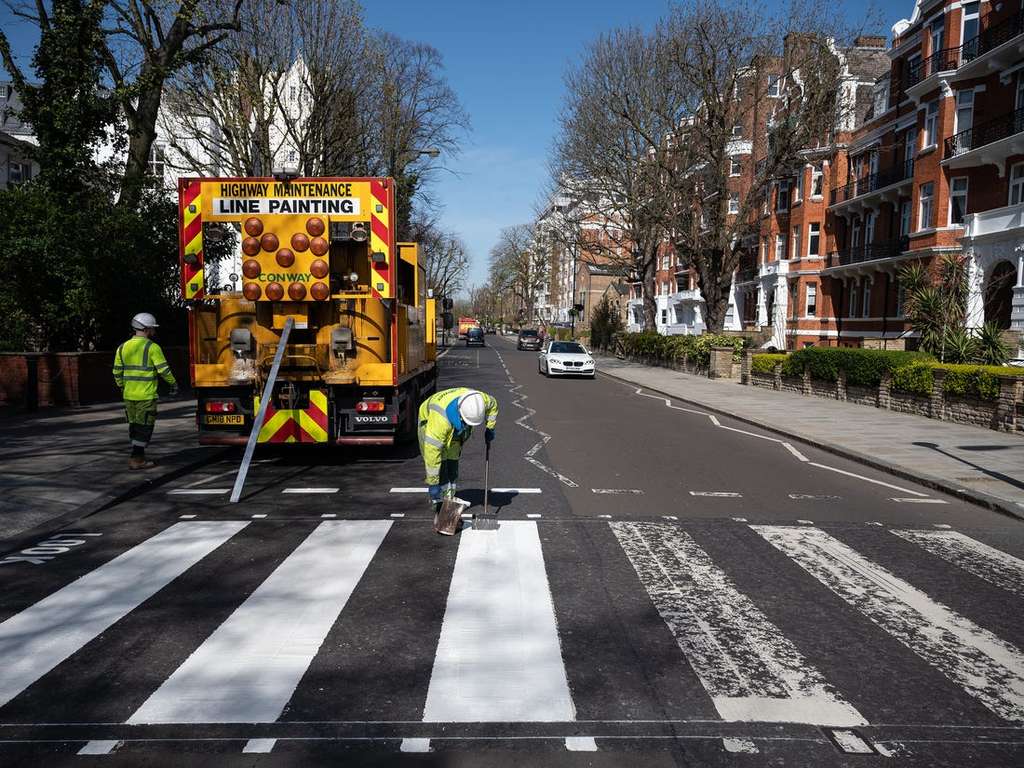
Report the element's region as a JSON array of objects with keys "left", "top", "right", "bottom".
[
  {"left": 827, "top": 237, "right": 909, "bottom": 268},
  {"left": 905, "top": 47, "right": 961, "bottom": 89},
  {"left": 829, "top": 159, "right": 915, "bottom": 205},
  {"left": 960, "top": 11, "right": 1024, "bottom": 65},
  {"left": 945, "top": 106, "right": 1024, "bottom": 159}
]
